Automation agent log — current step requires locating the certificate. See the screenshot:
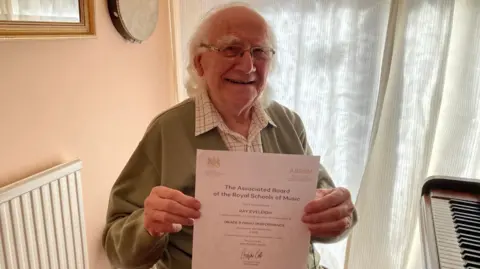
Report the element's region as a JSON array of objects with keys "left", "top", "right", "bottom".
[{"left": 192, "top": 150, "right": 320, "bottom": 269}]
